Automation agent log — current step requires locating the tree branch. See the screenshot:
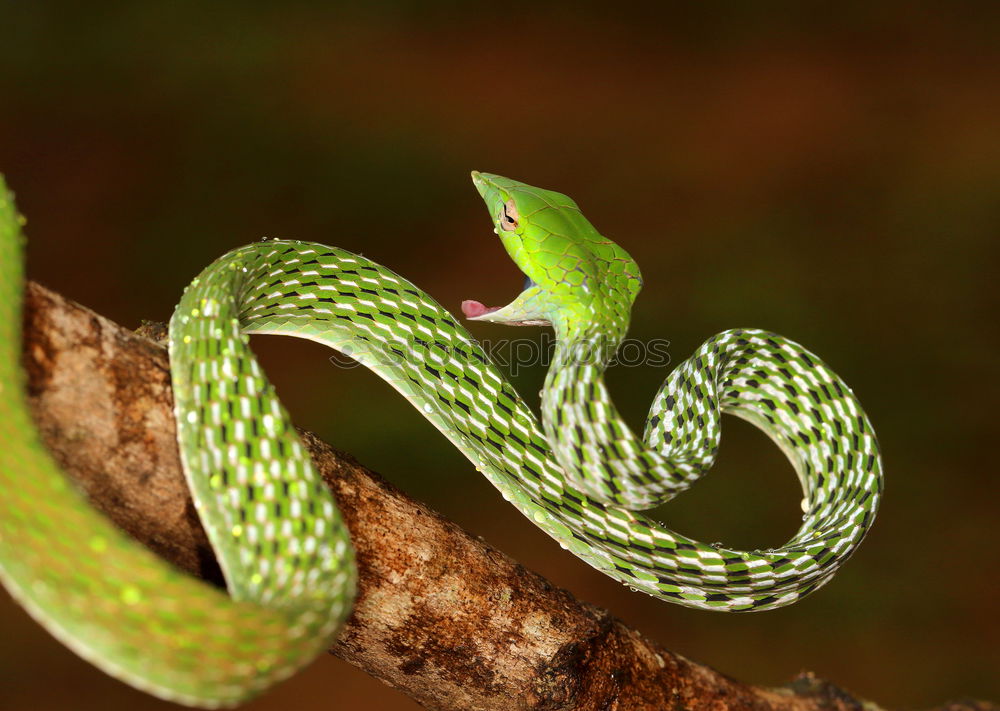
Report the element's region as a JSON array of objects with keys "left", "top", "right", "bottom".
[{"left": 16, "top": 281, "right": 994, "bottom": 711}]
